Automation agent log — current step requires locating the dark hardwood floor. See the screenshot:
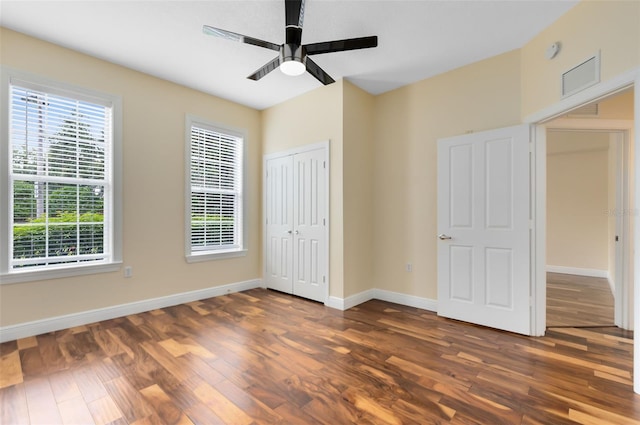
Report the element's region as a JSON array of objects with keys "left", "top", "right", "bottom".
[
  {"left": 547, "top": 272, "right": 615, "bottom": 328},
  {"left": 1, "top": 288, "right": 638, "bottom": 424}
]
